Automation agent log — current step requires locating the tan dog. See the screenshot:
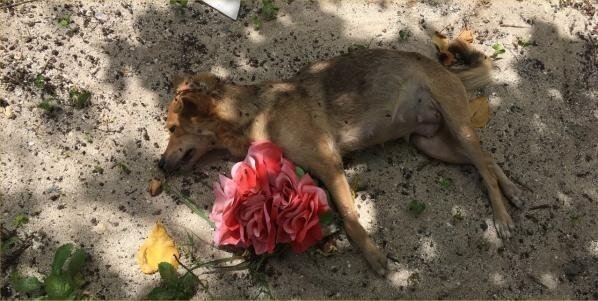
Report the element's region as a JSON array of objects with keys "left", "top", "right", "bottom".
[{"left": 159, "top": 42, "right": 524, "bottom": 275}]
